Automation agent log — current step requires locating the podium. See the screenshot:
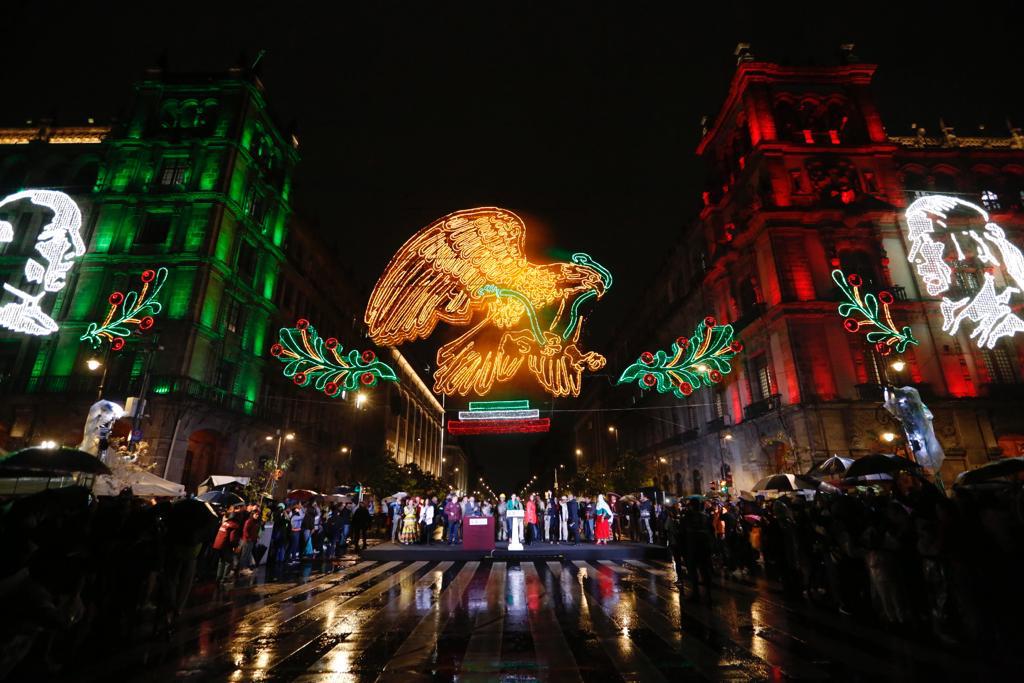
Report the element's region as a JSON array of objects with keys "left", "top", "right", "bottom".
[
  {"left": 463, "top": 516, "right": 495, "bottom": 551},
  {"left": 506, "top": 509, "right": 525, "bottom": 551}
]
